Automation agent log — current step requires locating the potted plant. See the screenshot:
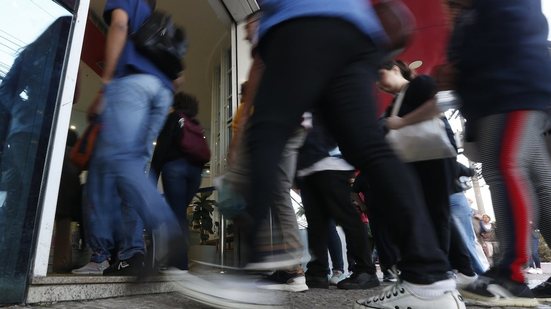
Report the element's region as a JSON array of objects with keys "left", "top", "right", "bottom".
[{"left": 190, "top": 191, "right": 216, "bottom": 244}]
